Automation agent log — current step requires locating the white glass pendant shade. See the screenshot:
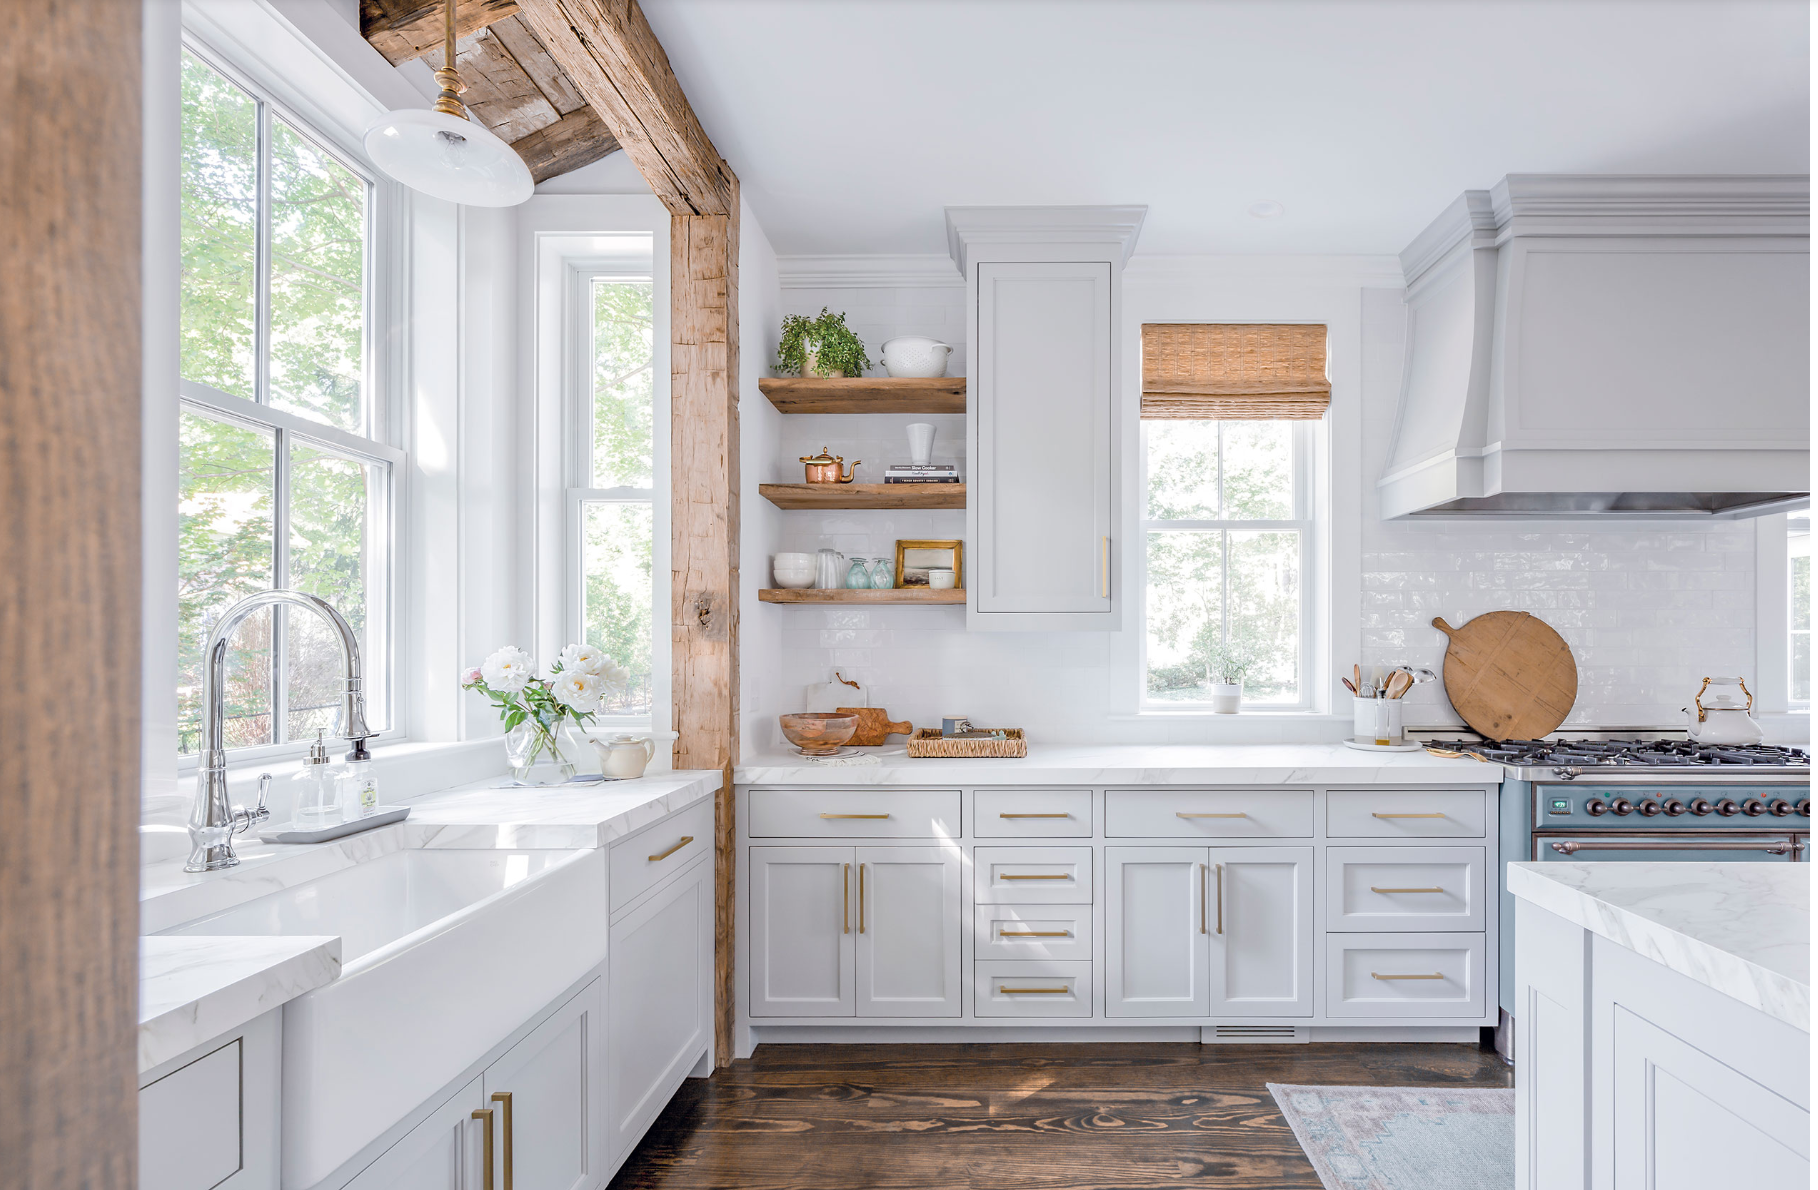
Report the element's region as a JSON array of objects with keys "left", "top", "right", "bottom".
[{"left": 363, "top": 108, "right": 533, "bottom": 207}]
